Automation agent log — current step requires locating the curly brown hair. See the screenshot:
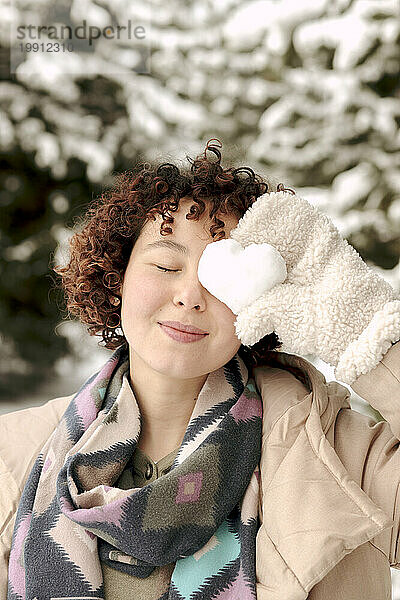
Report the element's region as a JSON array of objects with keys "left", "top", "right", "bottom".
[{"left": 54, "top": 139, "right": 294, "bottom": 370}]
